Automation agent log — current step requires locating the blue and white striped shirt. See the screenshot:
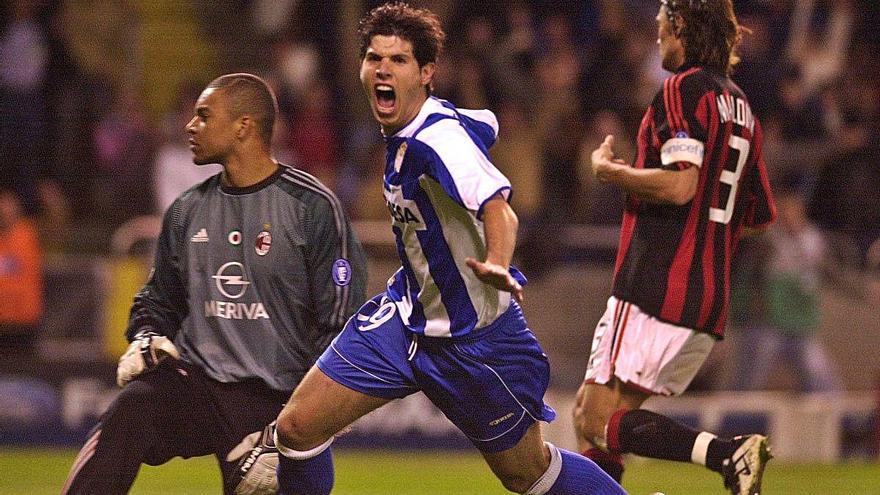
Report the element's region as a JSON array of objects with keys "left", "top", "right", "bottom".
[{"left": 382, "top": 97, "right": 524, "bottom": 338}]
